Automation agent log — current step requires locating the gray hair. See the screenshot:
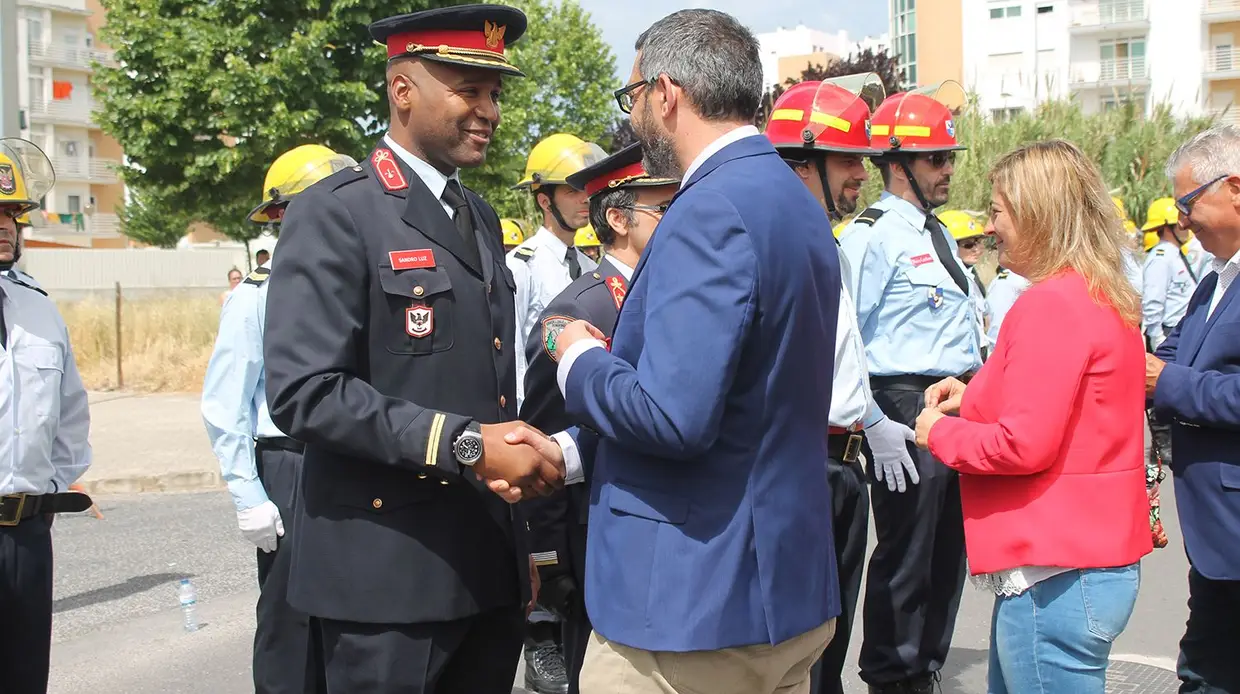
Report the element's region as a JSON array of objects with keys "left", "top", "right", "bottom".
[
  {"left": 1166, "top": 124, "right": 1240, "bottom": 185},
  {"left": 635, "top": 9, "right": 763, "bottom": 123}
]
